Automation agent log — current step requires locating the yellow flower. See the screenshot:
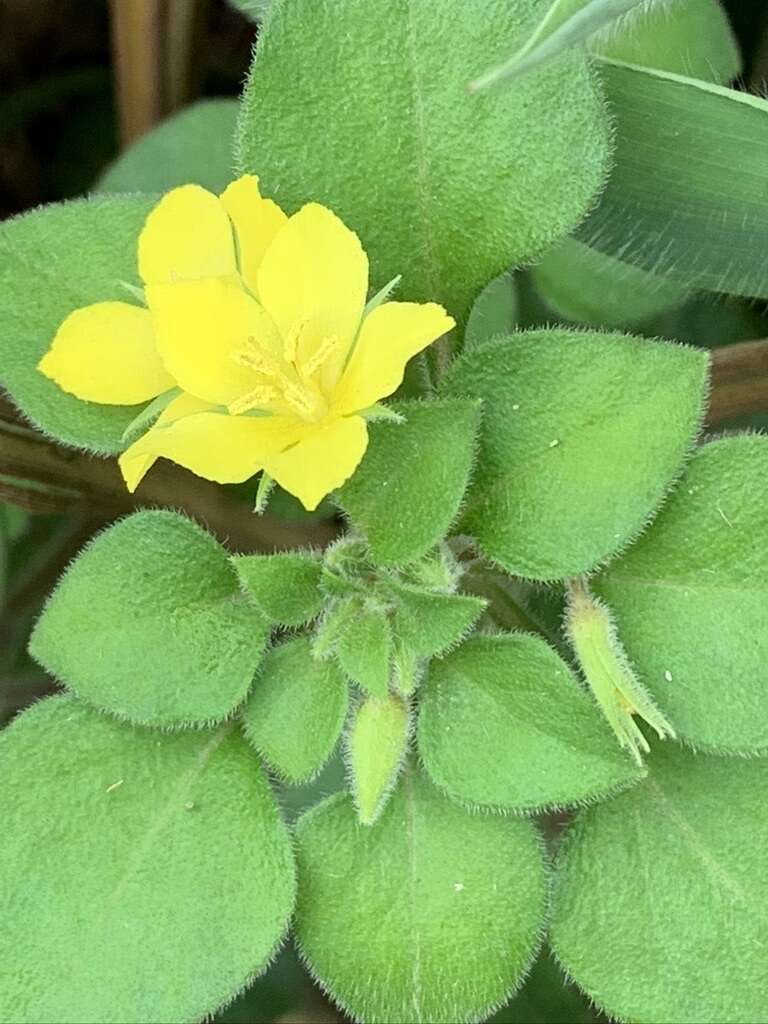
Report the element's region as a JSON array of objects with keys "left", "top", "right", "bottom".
[{"left": 38, "top": 176, "right": 454, "bottom": 510}]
